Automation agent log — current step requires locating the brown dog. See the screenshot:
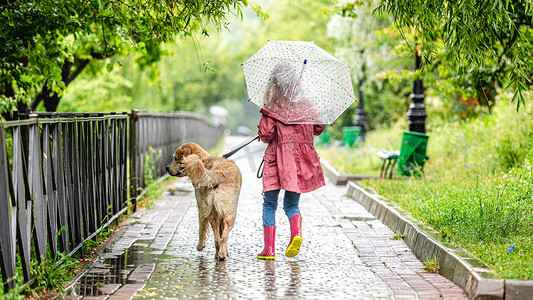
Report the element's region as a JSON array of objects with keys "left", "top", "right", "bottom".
[{"left": 166, "top": 142, "right": 242, "bottom": 260}]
